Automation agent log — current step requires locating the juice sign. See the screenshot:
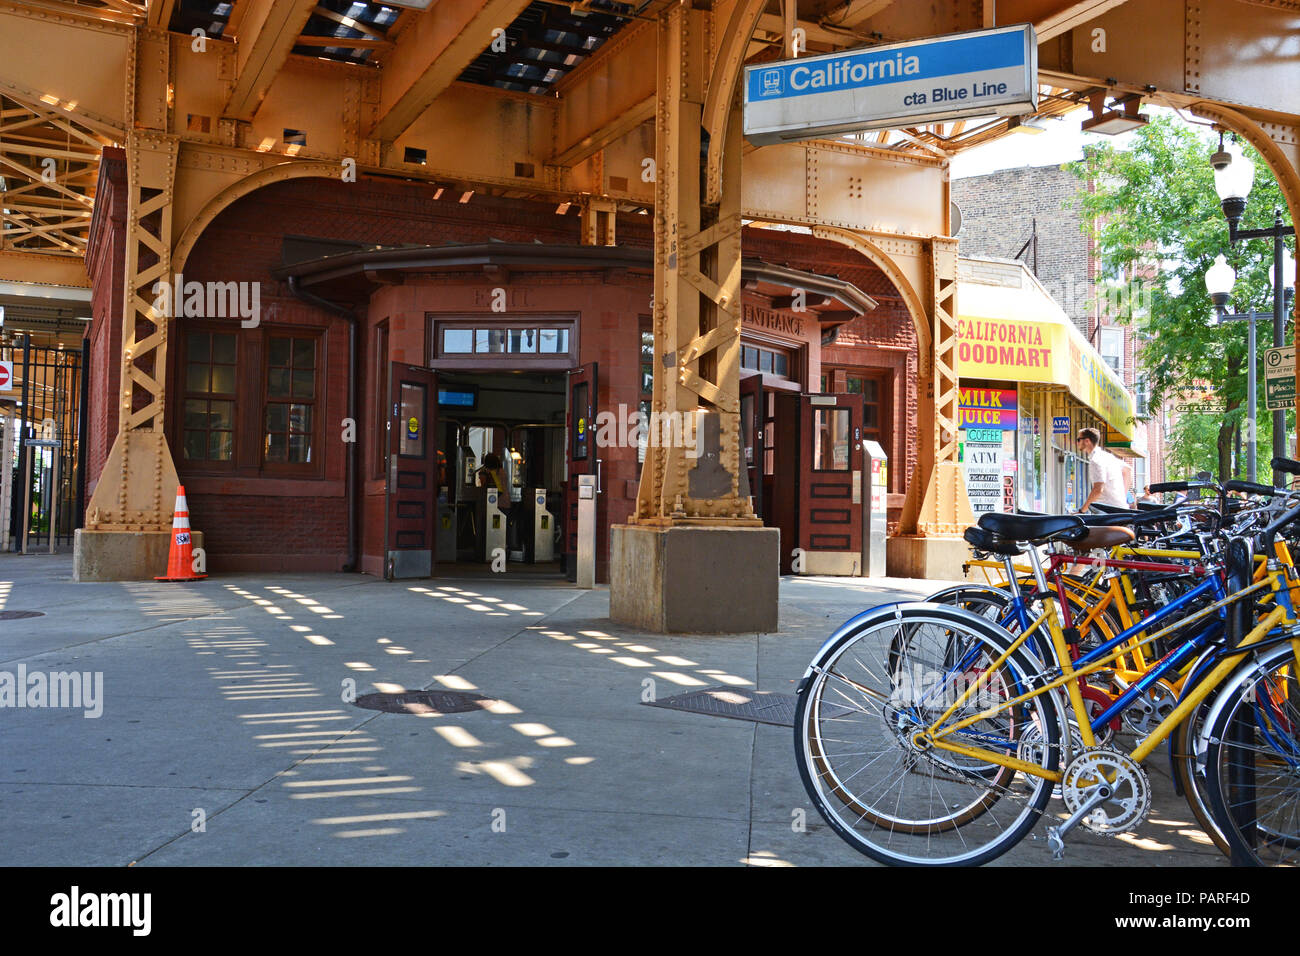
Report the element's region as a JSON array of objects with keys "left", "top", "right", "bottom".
[{"left": 958, "top": 387, "right": 1017, "bottom": 430}]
